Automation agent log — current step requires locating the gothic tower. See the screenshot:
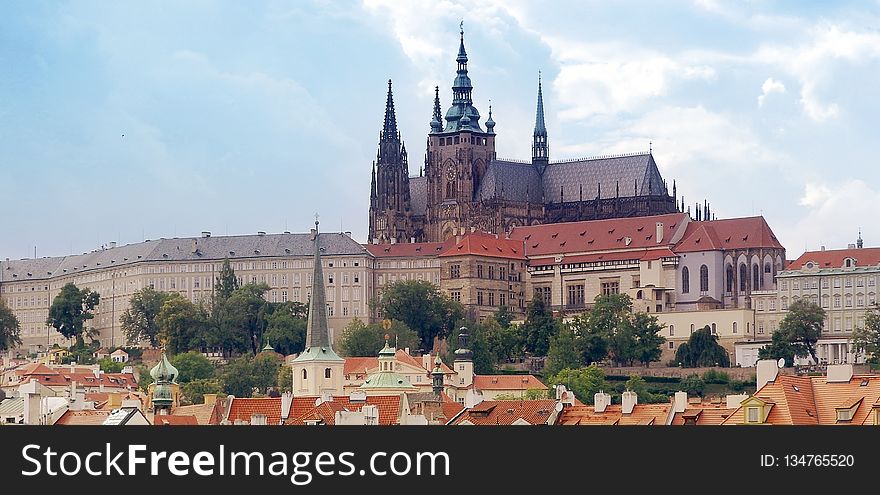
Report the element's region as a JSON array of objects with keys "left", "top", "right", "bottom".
[
  {"left": 369, "top": 80, "right": 414, "bottom": 244},
  {"left": 424, "top": 27, "right": 497, "bottom": 242},
  {"left": 532, "top": 73, "right": 549, "bottom": 174}
]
